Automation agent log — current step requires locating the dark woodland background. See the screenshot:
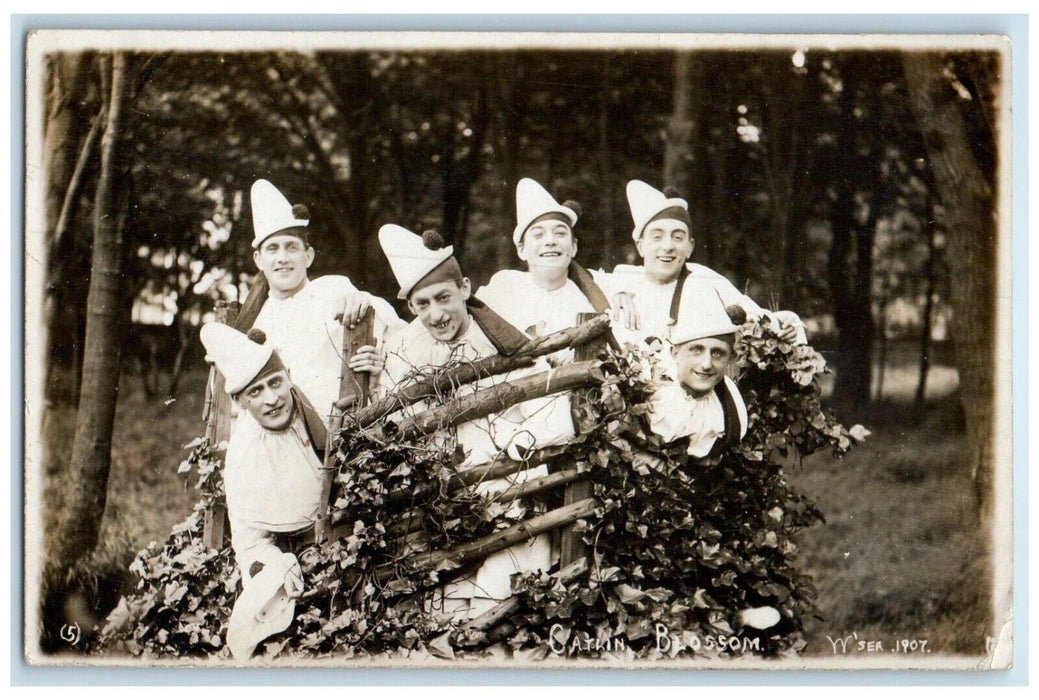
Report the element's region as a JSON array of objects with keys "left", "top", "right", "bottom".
[{"left": 33, "top": 45, "right": 1001, "bottom": 657}]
